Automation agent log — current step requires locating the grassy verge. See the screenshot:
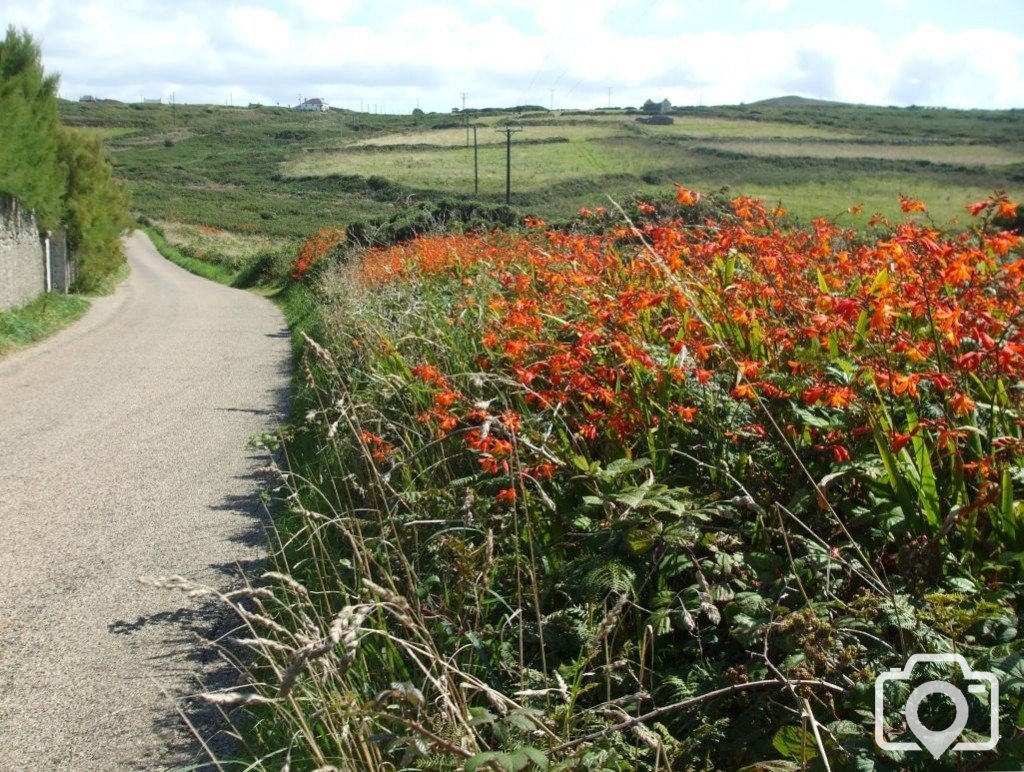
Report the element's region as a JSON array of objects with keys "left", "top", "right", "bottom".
[
  {"left": 0, "top": 245, "right": 131, "bottom": 358},
  {"left": 143, "top": 225, "right": 239, "bottom": 284},
  {"left": 0, "top": 292, "right": 90, "bottom": 356}
]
